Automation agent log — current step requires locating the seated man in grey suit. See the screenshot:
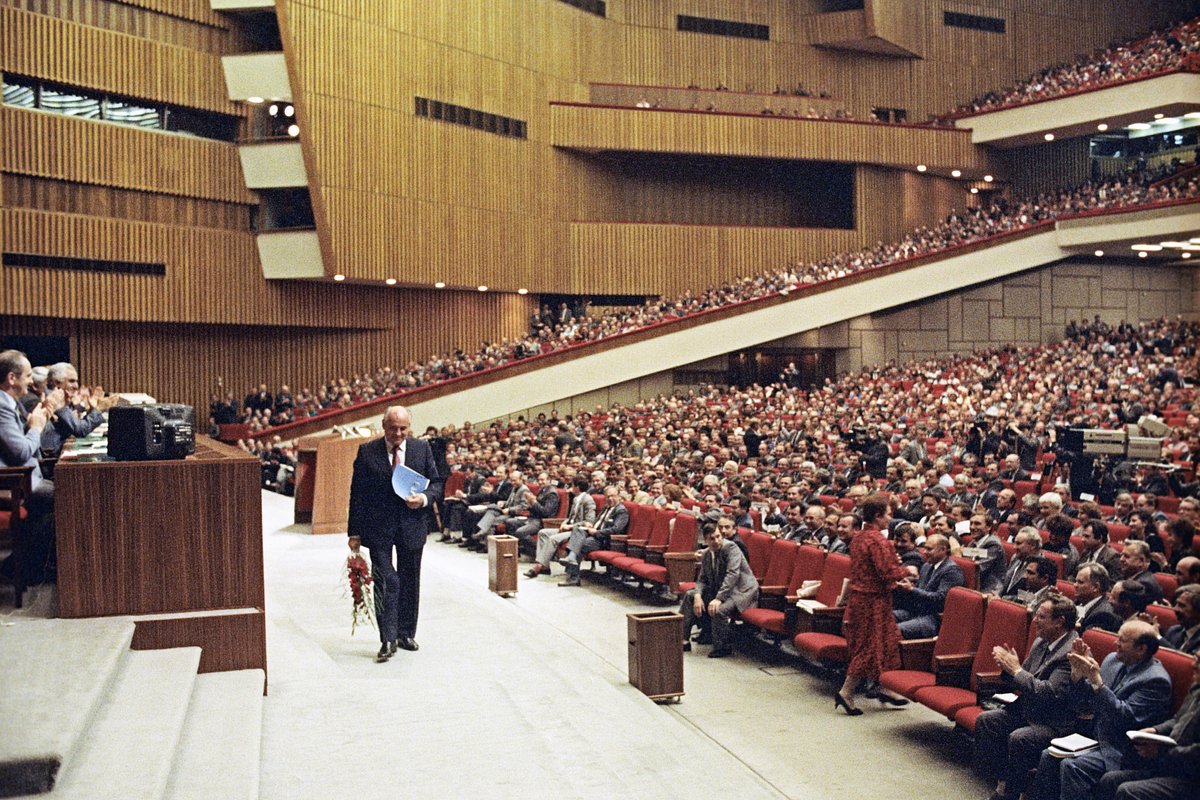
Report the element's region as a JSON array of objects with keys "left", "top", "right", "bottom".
[
  {"left": 525, "top": 476, "right": 594, "bottom": 579},
  {"left": 1028, "top": 620, "right": 1172, "bottom": 800},
  {"left": 508, "top": 471, "right": 561, "bottom": 545},
  {"left": 975, "top": 595, "right": 1079, "bottom": 800},
  {"left": 678, "top": 521, "right": 758, "bottom": 658},
  {"left": 966, "top": 513, "right": 1007, "bottom": 595},
  {"left": 893, "top": 533, "right": 965, "bottom": 639},
  {"left": 559, "top": 485, "right": 628, "bottom": 587},
  {"left": 1094, "top": 651, "right": 1200, "bottom": 800}
]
